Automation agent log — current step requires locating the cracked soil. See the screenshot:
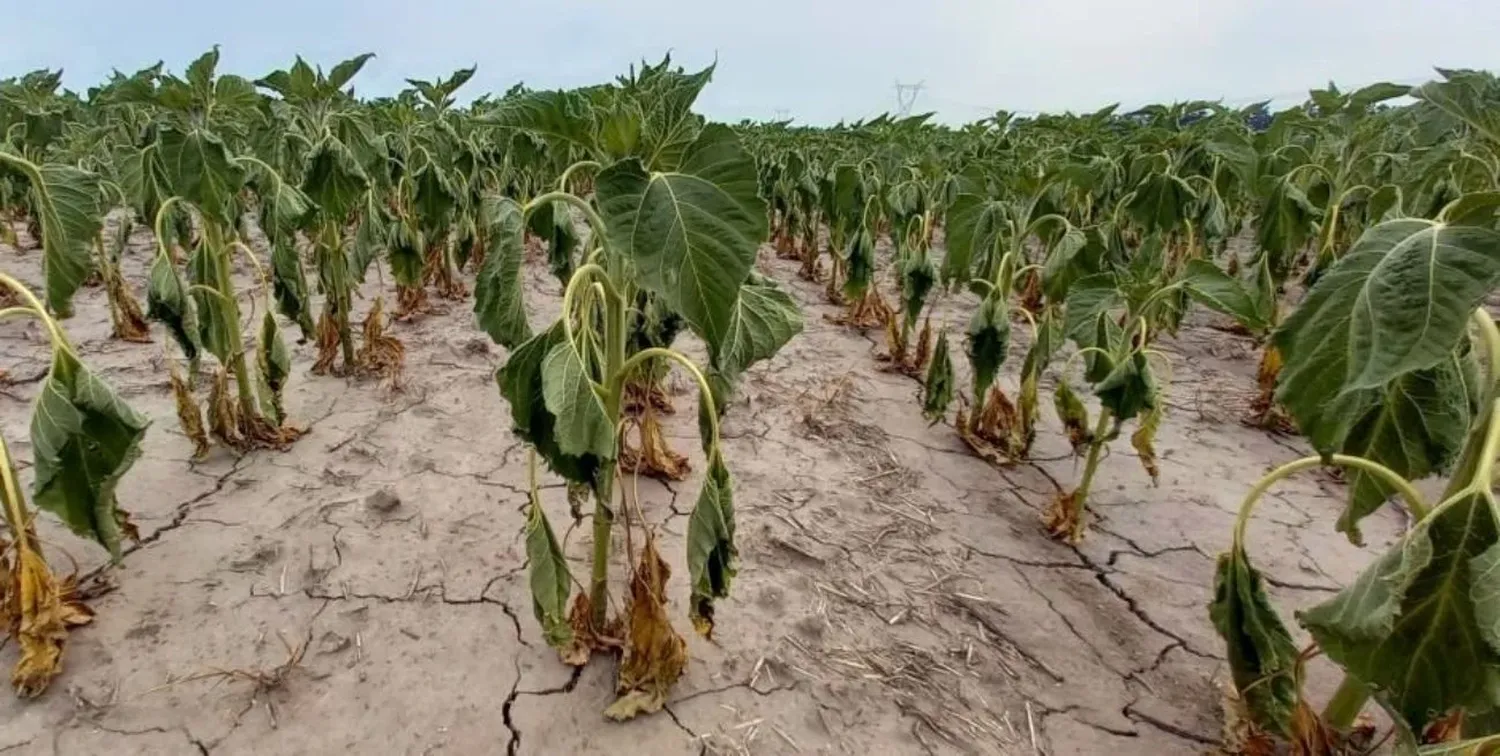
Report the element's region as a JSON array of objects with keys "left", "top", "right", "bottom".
[{"left": 0, "top": 222, "right": 1405, "bottom": 755}]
